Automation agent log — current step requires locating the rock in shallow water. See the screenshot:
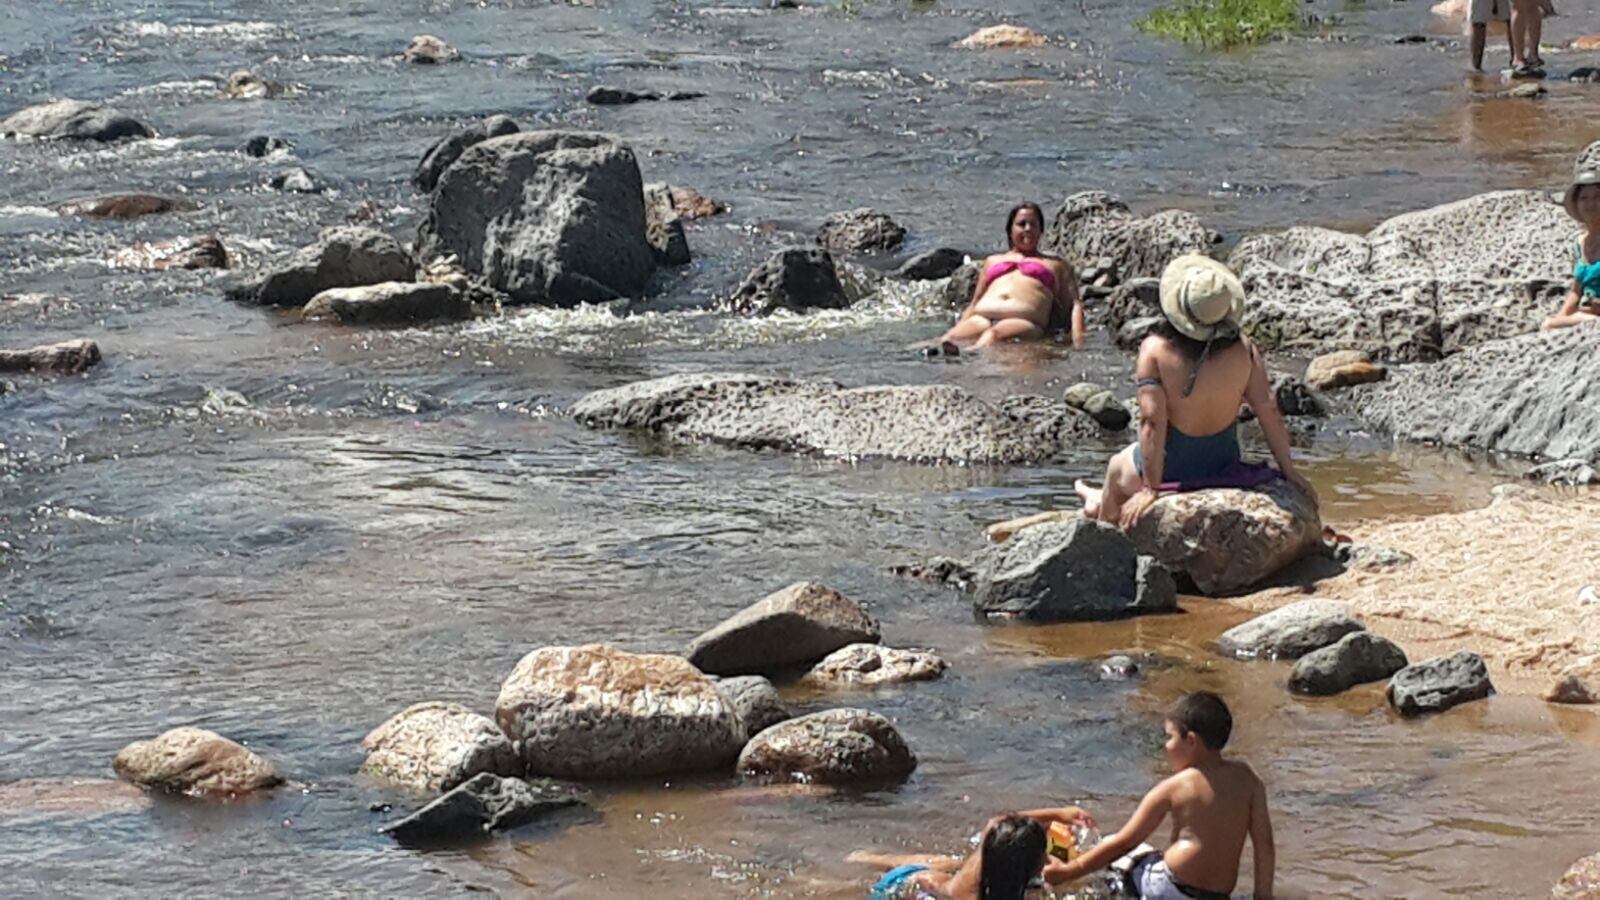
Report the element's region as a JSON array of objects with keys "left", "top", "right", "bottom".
[
  {"left": 817, "top": 208, "right": 906, "bottom": 254},
  {"left": 687, "top": 582, "right": 880, "bottom": 678},
  {"left": 268, "top": 167, "right": 322, "bottom": 194},
  {"left": 738, "top": 708, "right": 915, "bottom": 785},
  {"left": 303, "top": 281, "right": 470, "bottom": 325},
  {"left": 361, "top": 702, "right": 522, "bottom": 792},
  {"left": 1045, "top": 191, "right": 1215, "bottom": 282},
  {"left": 413, "top": 115, "right": 519, "bottom": 193},
  {"left": 225, "top": 226, "right": 415, "bottom": 307},
  {"left": 1217, "top": 599, "right": 1365, "bottom": 661},
  {"left": 893, "top": 248, "right": 966, "bottom": 281},
  {"left": 1387, "top": 651, "right": 1494, "bottom": 717},
  {"left": 955, "top": 24, "right": 1048, "bottom": 49},
  {"left": 57, "top": 194, "right": 193, "bottom": 219},
  {"left": 727, "top": 247, "right": 850, "bottom": 316},
  {"left": 1127, "top": 481, "right": 1323, "bottom": 595},
  {"left": 1, "top": 99, "right": 153, "bottom": 142},
  {"left": 1289, "top": 631, "right": 1408, "bottom": 695},
  {"left": 0, "top": 339, "right": 102, "bottom": 374},
  {"left": 715, "top": 675, "right": 792, "bottom": 740},
  {"left": 380, "top": 773, "right": 586, "bottom": 844},
  {"left": 402, "top": 34, "right": 459, "bottom": 64},
  {"left": 109, "top": 235, "right": 227, "bottom": 271},
  {"left": 495, "top": 644, "right": 745, "bottom": 779},
  {"left": 799, "top": 644, "right": 948, "bottom": 688},
  {"left": 969, "top": 518, "right": 1169, "bottom": 622},
  {"left": 113, "top": 727, "right": 283, "bottom": 797}
]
